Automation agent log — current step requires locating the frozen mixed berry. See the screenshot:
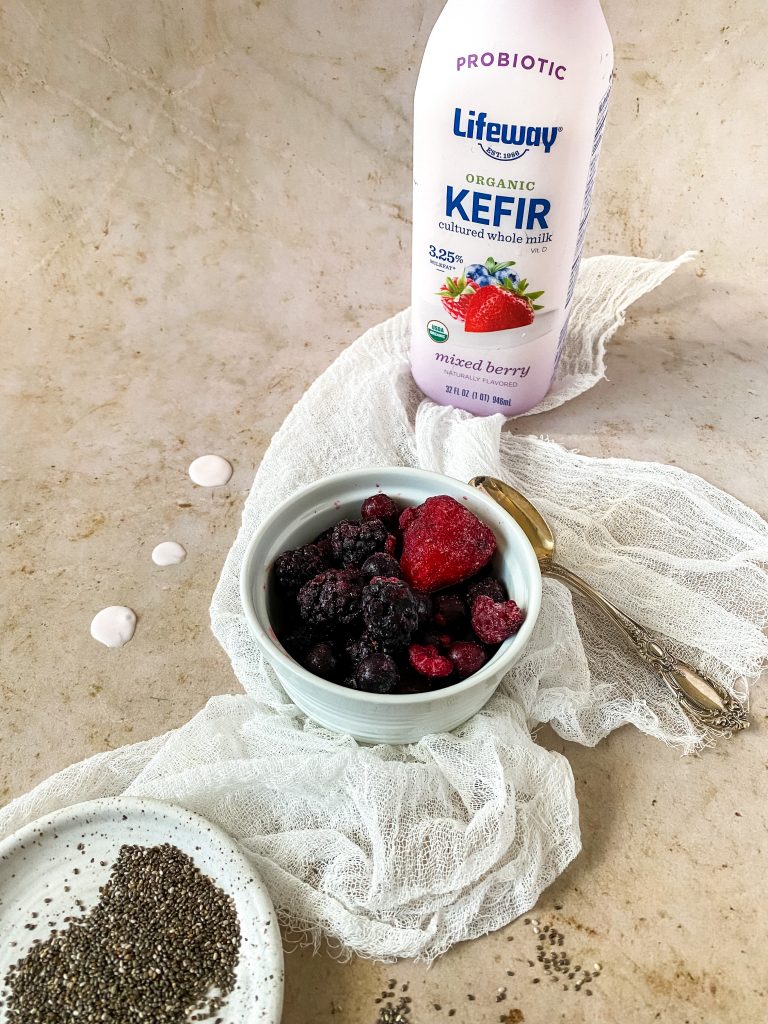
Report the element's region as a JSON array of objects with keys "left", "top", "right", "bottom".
[
  {"left": 400, "top": 495, "right": 496, "bottom": 593},
  {"left": 331, "top": 518, "right": 390, "bottom": 568},
  {"left": 351, "top": 653, "right": 399, "bottom": 694},
  {"left": 273, "top": 543, "right": 330, "bottom": 598},
  {"left": 361, "top": 551, "right": 402, "bottom": 580},
  {"left": 408, "top": 643, "right": 454, "bottom": 679},
  {"left": 297, "top": 568, "right": 364, "bottom": 629},
  {"left": 346, "top": 630, "right": 404, "bottom": 665},
  {"left": 421, "top": 632, "right": 453, "bottom": 650},
  {"left": 303, "top": 643, "right": 337, "bottom": 680},
  {"left": 470, "top": 595, "right": 525, "bottom": 644},
  {"left": 362, "top": 577, "right": 419, "bottom": 645},
  {"left": 412, "top": 590, "right": 432, "bottom": 629},
  {"left": 447, "top": 641, "right": 487, "bottom": 680},
  {"left": 399, "top": 506, "right": 419, "bottom": 533},
  {"left": 432, "top": 593, "right": 466, "bottom": 629},
  {"left": 465, "top": 575, "right": 507, "bottom": 604},
  {"left": 361, "top": 493, "right": 400, "bottom": 530},
  {"left": 311, "top": 526, "right": 336, "bottom": 560},
  {"left": 281, "top": 625, "right": 324, "bottom": 658}
]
